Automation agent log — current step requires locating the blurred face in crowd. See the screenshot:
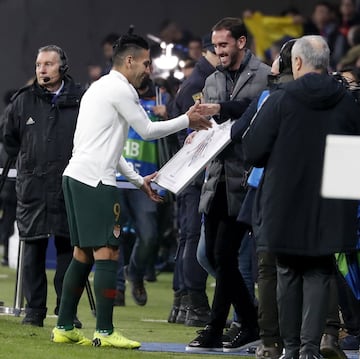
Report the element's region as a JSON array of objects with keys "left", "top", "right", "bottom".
[
  {"left": 312, "top": 4, "right": 333, "bottom": 28},
  {"left": 188, "top": 40, "right": 203, "bottom": 61},
  {"left": 340, "top": 0, "right": 357, "bottom": 19},
  {"left": 35, "top": 50, "right": 62, "bottom": 91},
  {"left": 212, "top": 29, "right": 246, "bottom": 70},
  {"left": 103, "top": 43, "right": 114, "bottom": 61}
]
